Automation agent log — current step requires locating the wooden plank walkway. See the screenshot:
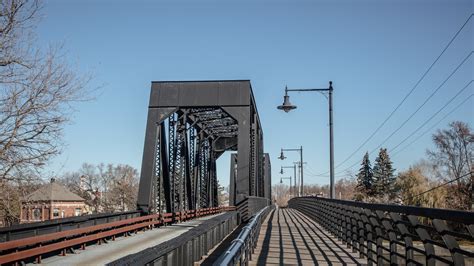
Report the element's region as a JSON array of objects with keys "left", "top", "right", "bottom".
[{"left": 250, "top": 208, "right": 366, "bottom": 266}]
